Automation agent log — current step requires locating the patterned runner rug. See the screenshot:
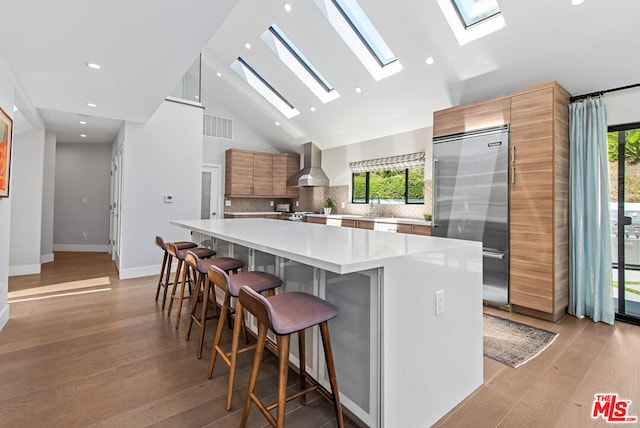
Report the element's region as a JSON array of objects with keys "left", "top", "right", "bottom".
[{"left": 483, "top": 313, "right": 558, "bottom": 368}]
